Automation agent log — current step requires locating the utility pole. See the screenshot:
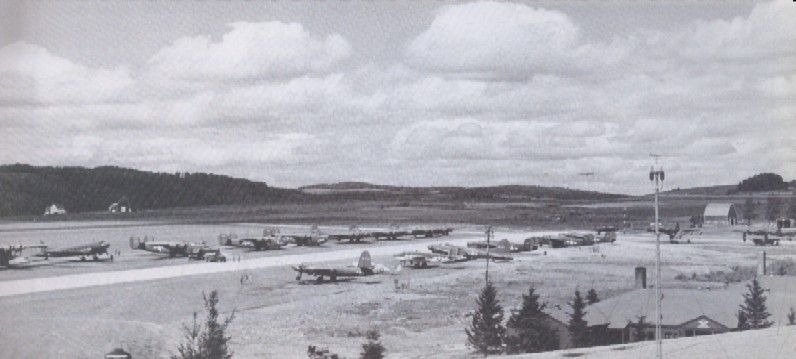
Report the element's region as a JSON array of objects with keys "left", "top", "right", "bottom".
[
  {"left": 485, "top": 225, "right": 493, "bottom": 285},
  {"left": 649, "top": 155, "right": 665, "bottom": 359}
]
